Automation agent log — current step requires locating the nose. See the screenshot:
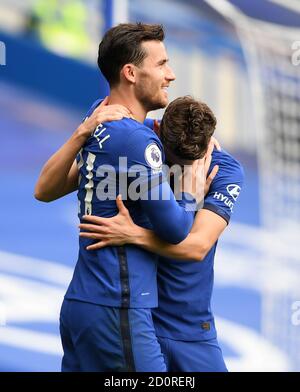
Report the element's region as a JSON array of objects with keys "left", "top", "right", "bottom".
[{"left": 166, "top": 64, "right": 176, "bottom": 82}]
